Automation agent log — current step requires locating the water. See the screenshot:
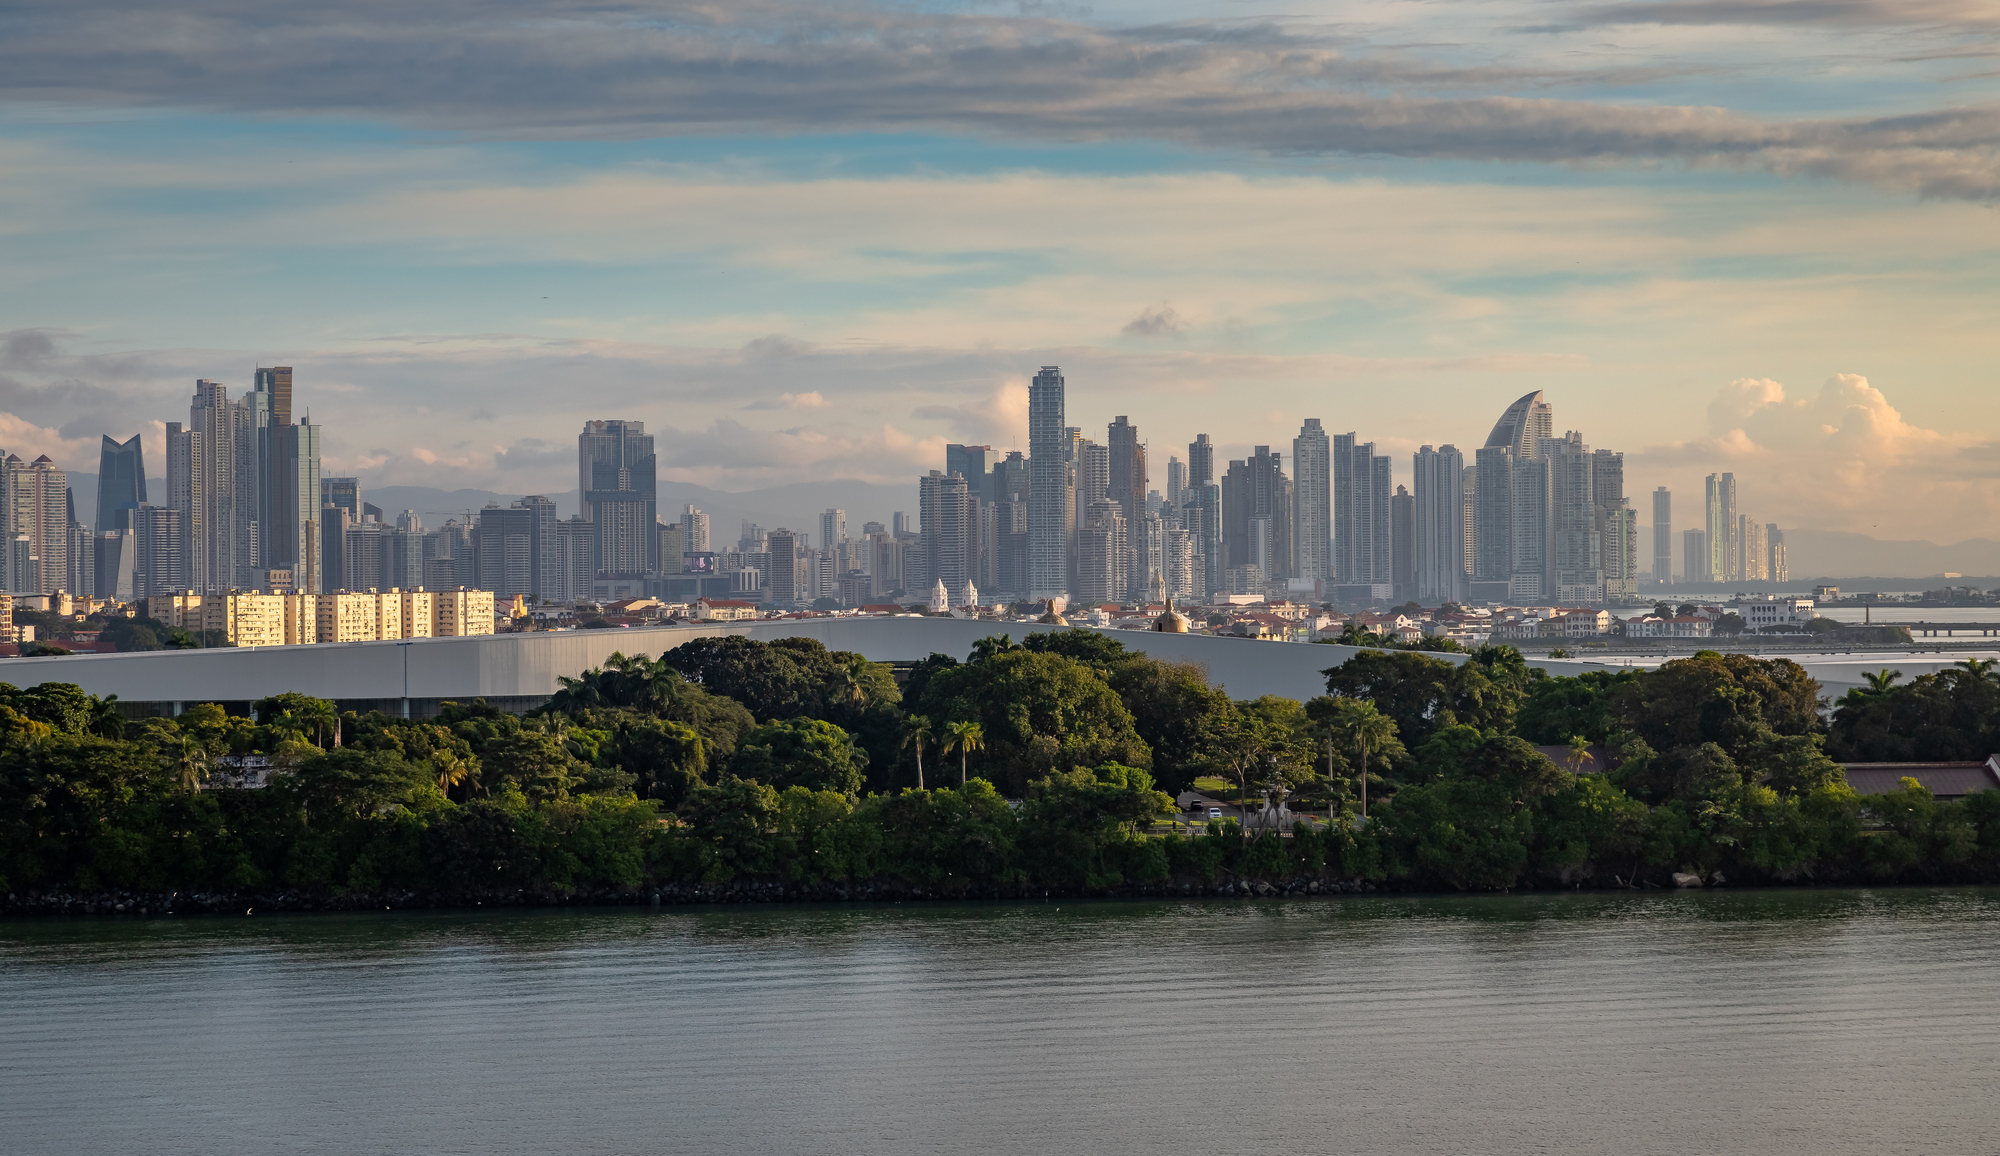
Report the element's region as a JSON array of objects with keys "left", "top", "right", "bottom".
[{"left": 5, "top": 891, "right": 2000, "bottom": 1155}]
